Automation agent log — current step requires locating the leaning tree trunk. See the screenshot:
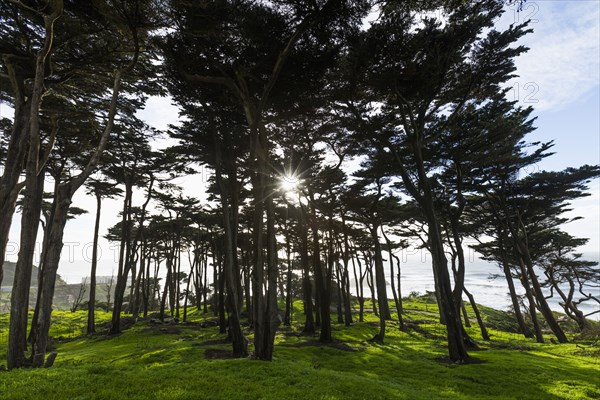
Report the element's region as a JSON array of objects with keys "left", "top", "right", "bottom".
[
  {"left": 463, "top": 287, "right": 489, "bottom": 341},
  {"left": 0, "top": 176, "right": 25, "bottom": 290},
  {"left": 110, "top": 181, "right": 133, "bottom": 333},
  {"left": 7, "top": 171, "right": 45, "bottom": 369},
  {"left": 424, "top": 203, "right": 469, "bottom": 363},
  {"left": 37, "top": 60, "right": 128, "bottom": 355},
  {"left": 552, "top": 277, "right": 590, "bottom": 332},
  {"left": 460, "top": 300, "right": 471, "bottom": 328},
  {"left": 517, "top": 258, "right": 544, "bottom": 343},
  {"left": 0, "top": 51, "right": 39, "bottom": 290},
  {"left": 382, "top": 229, "right": 403, "bottom": 330},
  {"left": 389, "top": 249, "right": 403, "bottom": 330},
  {"left": 501, "top": 259, "right": 531, "bottom": 338},
  {"left": 352, "top": 252, "right": 365, "bottom": 322},
  {"left": 160, "top": 265, "right": 171, "bottom": 321},
  {"left": 518, "top": 244, "right": 567, "bottom": 343},
  {"left": 7, "top": 3, "right": 62, "bottom": 368},
  {"left": 497, "top": 227, "right": 531, "bottom": 337},
  {"left": 366, "top": 259, "right": 378, "bottom": 317},
  {"left": 394, "top": 254, "right": 404, "bottom": 321},
  {"left": 30, "top": 188, "right": 70, "bottom": 367},
  {"left": 31, "top": 107, "right": 124, "bottom": 361},
  {"left": 386, "top": 119, "right": 468, "bottom": 361},
  {"left": 87, "top": 193, "right": 102, "bottom": 334},
  {"left": 448, "top": 228, "right": 478, "bottom": 349}
]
